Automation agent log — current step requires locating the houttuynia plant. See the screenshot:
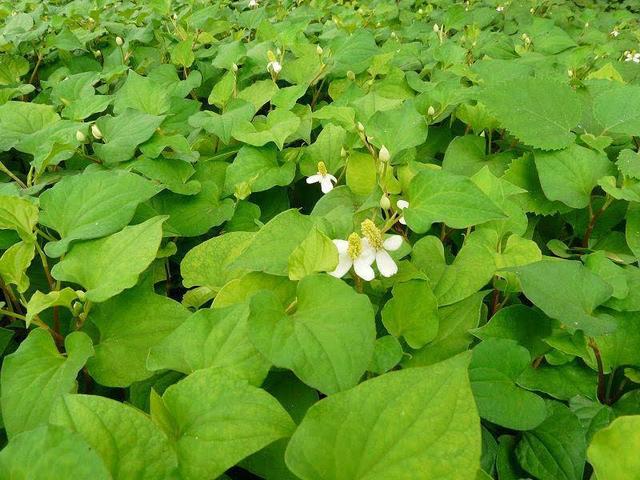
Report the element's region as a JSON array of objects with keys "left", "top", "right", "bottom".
[{"left": 0, "top": 0, "right": 638, "bottom": 478}]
